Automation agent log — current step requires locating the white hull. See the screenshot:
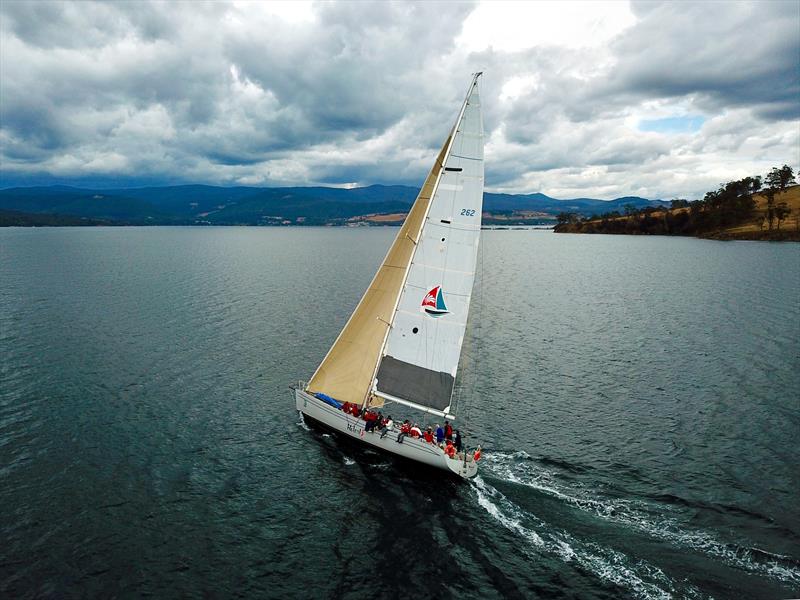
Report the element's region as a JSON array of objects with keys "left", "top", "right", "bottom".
[{"left": 295, "top": 388, "right": 478, "bottom": 479}]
